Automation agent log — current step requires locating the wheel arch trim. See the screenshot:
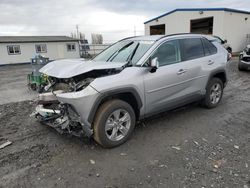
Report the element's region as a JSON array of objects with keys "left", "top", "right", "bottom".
[
  {"left": 206, "top": 69, "right": 227, "bottom": 88},
  {"left": 87, "top": 87, "right": 143, "bottom": 124}
]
